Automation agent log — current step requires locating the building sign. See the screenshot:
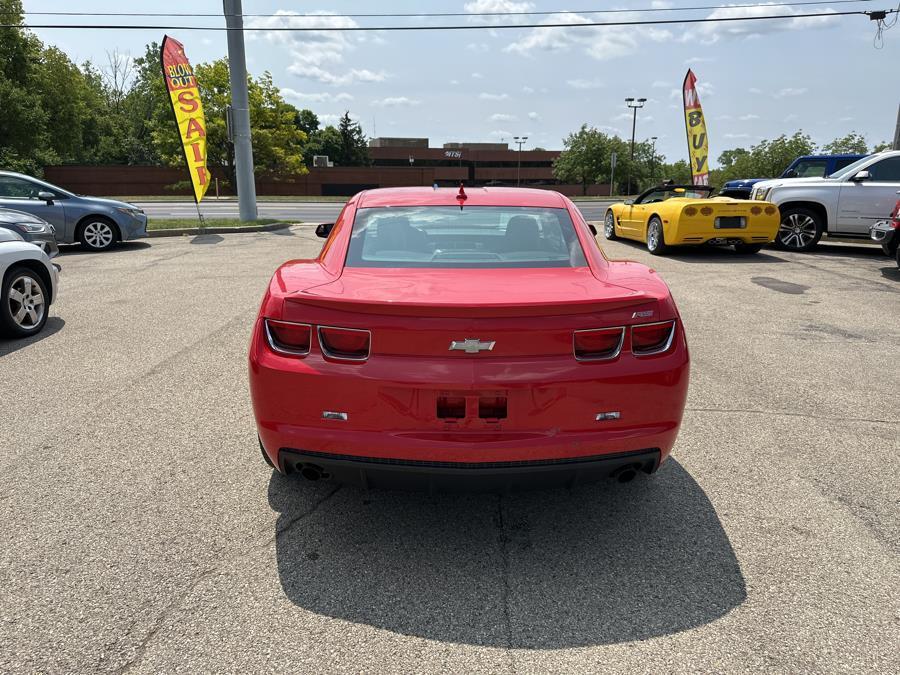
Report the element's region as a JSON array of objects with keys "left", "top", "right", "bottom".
[
  {"left": 161, "top": 35, "right": 210, "bottom": 203},
  {"left": 444, "top": 150, "right": 463, "bottom": 159}
]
